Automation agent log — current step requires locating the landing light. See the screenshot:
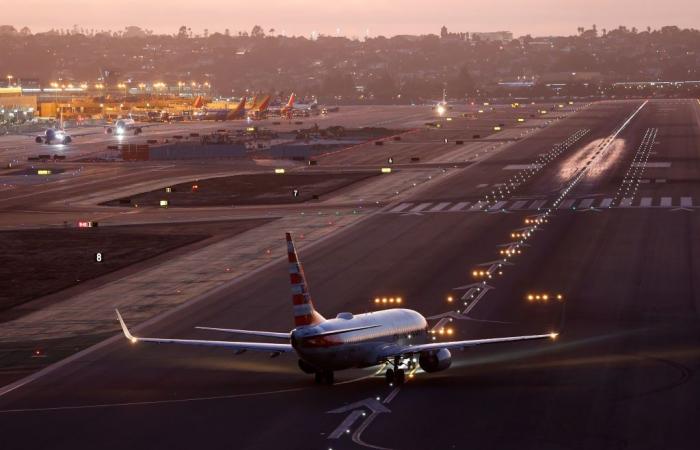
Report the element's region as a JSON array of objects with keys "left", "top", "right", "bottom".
[
  {"left": 274, "top": 168, "right": 285, "bottom": 174},
  {"left": 549, "top": 332, "right": 559, "bottom": 340}
]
